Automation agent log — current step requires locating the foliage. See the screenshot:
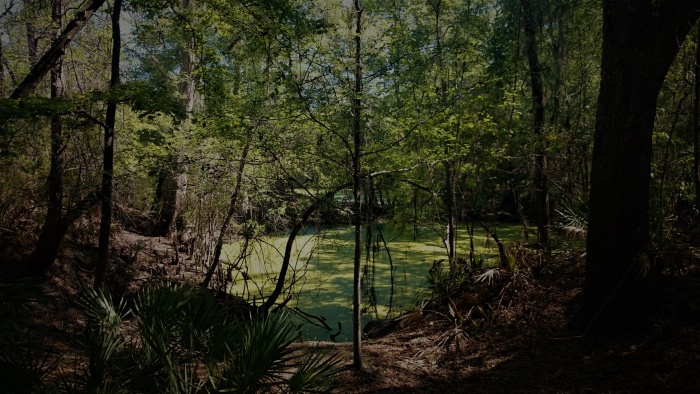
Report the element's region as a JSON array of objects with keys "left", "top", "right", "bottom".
[
  {"left": 555, "top": 199, "right": 588, "bottom": 240},
  {"left": 68, "top": 282, "right": 341, "bottom": 393},
  {"left": 422, "top": 240, "right": 543, "bottom": 352},
  {"left": 0, "top": 280, "right": 60, "bottom": 393}
]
